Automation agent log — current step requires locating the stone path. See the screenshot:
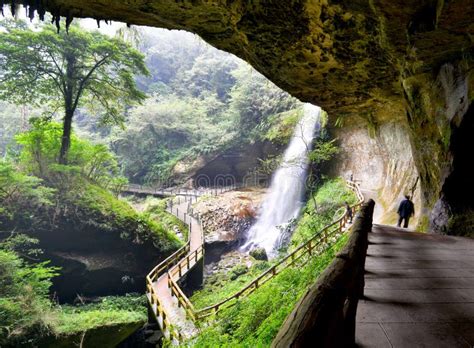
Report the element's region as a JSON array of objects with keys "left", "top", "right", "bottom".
[{"left": 356, "top": 224, "right": 474, "bottom": 347}]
